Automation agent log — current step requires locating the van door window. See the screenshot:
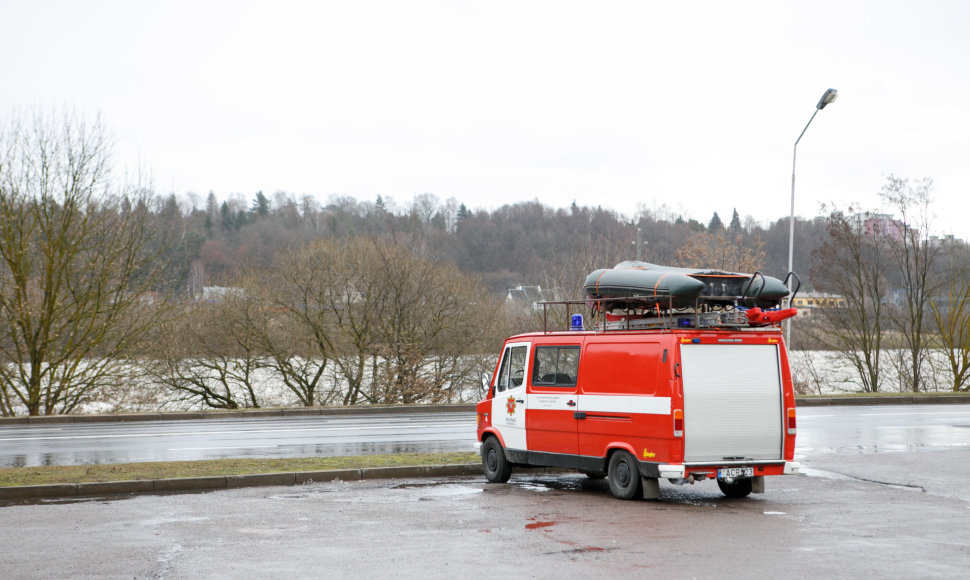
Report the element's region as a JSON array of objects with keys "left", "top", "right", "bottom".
[
  {"left": 531, "top": 346, "right": 580, "bottom": 386},
  {"left": 496, "top": 345, "right": 528, "bottom": 392}
]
